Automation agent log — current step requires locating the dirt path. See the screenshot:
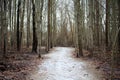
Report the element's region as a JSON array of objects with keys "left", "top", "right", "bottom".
[{"left": 29, "top": 47, "right": 104, "bottom": 80}]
